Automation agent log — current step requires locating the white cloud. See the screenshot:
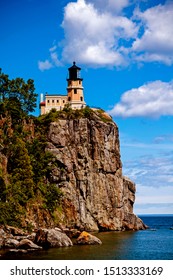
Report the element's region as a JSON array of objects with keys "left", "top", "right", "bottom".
[
  {"left": 38, "top": 0, "right": 173, "bottom": 69},
  {"left": 135, "top": 185, "right": 173, "bottom": 204},
  {"left": 87, "top": 0, "right": 131, "bottom": 13},
  {"left": 50, "top": 51, "right": 62, "bottom": 67},
  {"left": 134, "top": 203, "right": 173, "bottom": 214},
  {"left": 123, "top": 152, "right": 173, "bottom": 189},
  {"left": 108, "top": 0, "right": 130, "bottom": 12},
  {"left": 38, "top": 46, "right": 62, "bottom": 71},
  {"left": 154, "top": 134, "right": 173, "bottom": 144},
  {"left": 108, "top": 80, "right": 173, "bottom": 118},
  {"left": 134, "top": 184, "right": 173, "bottom": 214},
  {"left": 132, "top": 2, "right": 173, "bottom": 64},
  {"left": 61, "top": 0, "right": 137, "bottom": 67},
  {"left": 123, "top": 152, "right": 173, "bottom": 214},
  {"left": 38, "top": 59, "right": 53, "bottom": 71}
]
